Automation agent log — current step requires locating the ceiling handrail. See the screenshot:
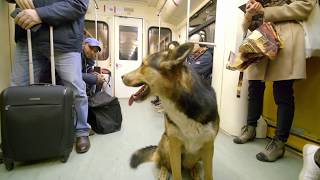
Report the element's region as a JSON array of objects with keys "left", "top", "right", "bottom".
[{"left": 157, "top": 0, "right": 168, "bottom": 16}]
